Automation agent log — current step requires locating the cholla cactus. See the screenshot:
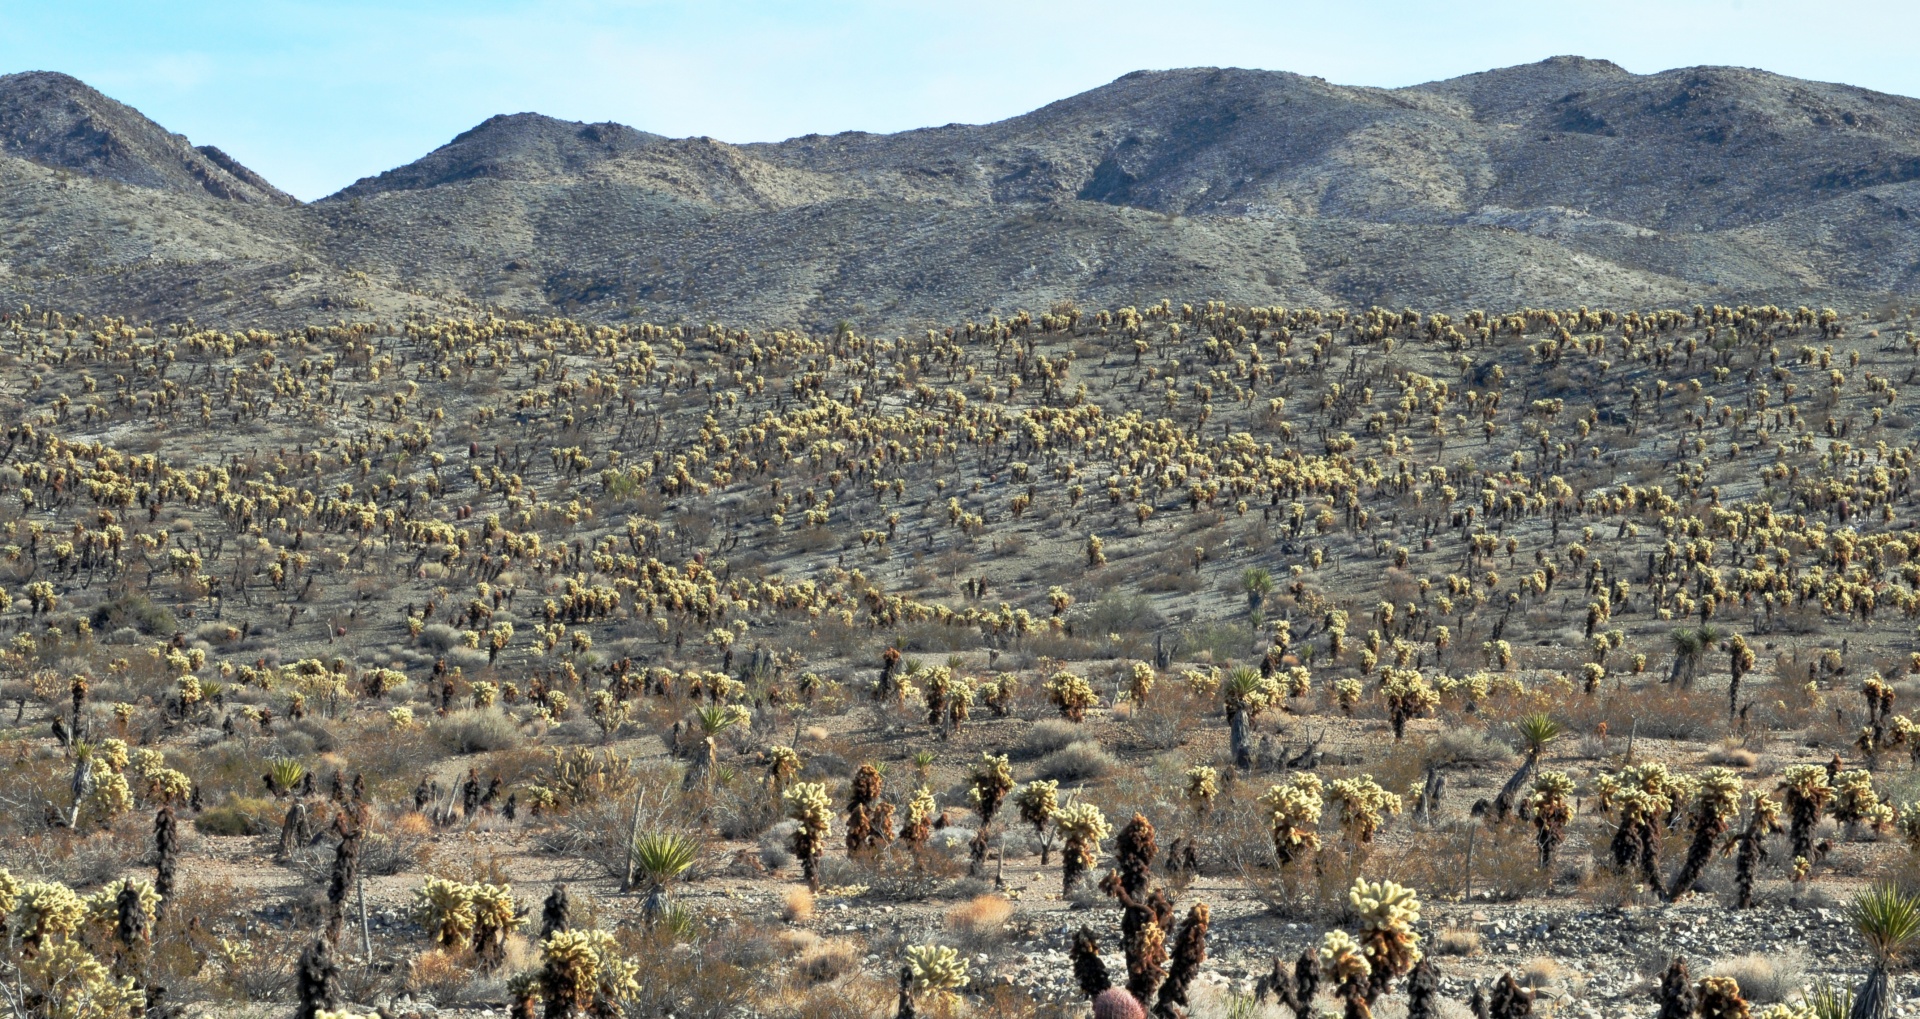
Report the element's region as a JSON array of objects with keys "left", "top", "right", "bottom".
[
  {"left": 16, "top": 880, "right": 87, "bottom": 950},
  {"left": 1351, "top": 878, "right": 1422, "bottom": 999},
  {"left": 1525, "top": 771, "right": 1576, "bottom": 869},
  {"left": 1669, "top": 767, "right": 1743, "bottom": 899},
  {"left": 1183, "top": 668, "right": 1222, "bottom": 699},
  {"left": 81, "top": 770, "right": 133, "bottom": 827},
  {"left": 1332, "top": 678, "right": 1364, "bottom": 717},
  {"left": 1260, "top": 773, "right": 1325, "bottom": 866},
  {"left": 84, "top": 878, "right": 157, "bottom": 950},
  {"left": 1831, "top": 769, "right": 1894, "bottom": 836},
  {"left": 1015, "top": 780, "right": 1060, "bottom": 863},
  {"left": 1721, "top": 792, "right": 1777, "bottom": 911},
  {"left": 1696, "top": 976, "right": 1749, "bottom": 1019},
  {"left": 21, "top": 938, "right": 143, "bottom": 1019},
  {"left": 1319, "top": 930, "right": 1373, "bottom": 1019},
  {"left": 412, "top": 877, "right": 476, "bottom": 950},
  {"left": 902, "top": 785, "right": 937, "bottom": 849},
  {"left": 1156, "top": 904, "right": 1211, "bottom": 1017},
  {"left": 1778, "top": 764, "right": 1834, "bottom": 867},
  {"left": 1330, "top": 776, "right": 1402, "bottom": 846},
  {"left": 468, "top": 883, "right": 522, "bottom": 971},
  {"left": 1047, "top": 672, "right": 1098, "bottom": 722},
  {"left": 1185, "top": 765, "right": 1219, "bottom": 819},
  {"left": 1128, "top": 662, "right": 1156, "bottom": 706},
  {"left": 968, "top": 753, "right": 1013, "bottom": 826},
  {"left": 1055, "top": 802, "right": 1112, "bottom": 895},
  {"left": 784, "top": 781, "right": 832, "bottom": 891},
  {"left": 1381, "top": 669, "right": 1439, "bottom": 739},
  {"left": 1596, "top": 765, "right": 1680, "bottom": 887},
  {"left": 765, "top": 745, "right": 801, "bottom": 796},
  {"left": 537, "top": 928, "right": 641, "bottom": 1019},
  {"left": 904, "top": 942, "right": 970, "bottom": 1002}
]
